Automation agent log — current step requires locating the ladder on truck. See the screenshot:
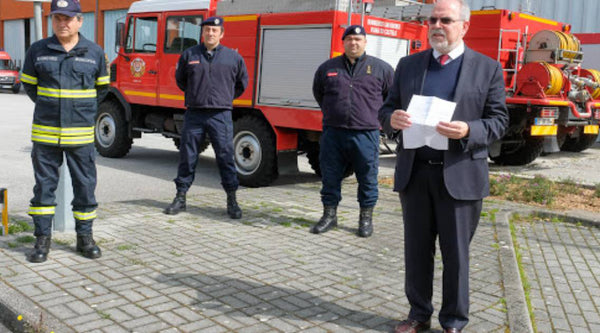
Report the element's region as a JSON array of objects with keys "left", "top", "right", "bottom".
[{"left": 497, "top": 27, "right": 528, "bottom": 94}]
